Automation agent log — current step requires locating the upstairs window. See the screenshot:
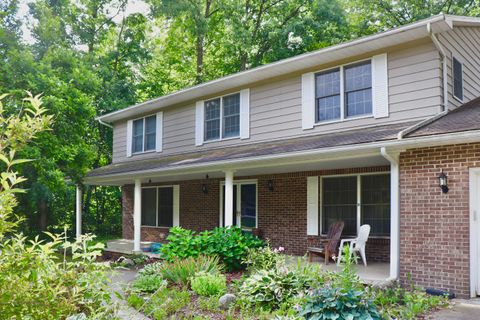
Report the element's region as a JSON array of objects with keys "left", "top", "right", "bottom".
[
  {"left": 453, "top": 57, "right": 463, "bottom": 101},
  {"left": 315, "top": 60, "right": 372, "bottom": 123},
  {"left": 204, "top": 93, "right": 240, "bottom": 141},
  {"left": 132, "top": 115, "right": 156, "bottom": 154}
]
